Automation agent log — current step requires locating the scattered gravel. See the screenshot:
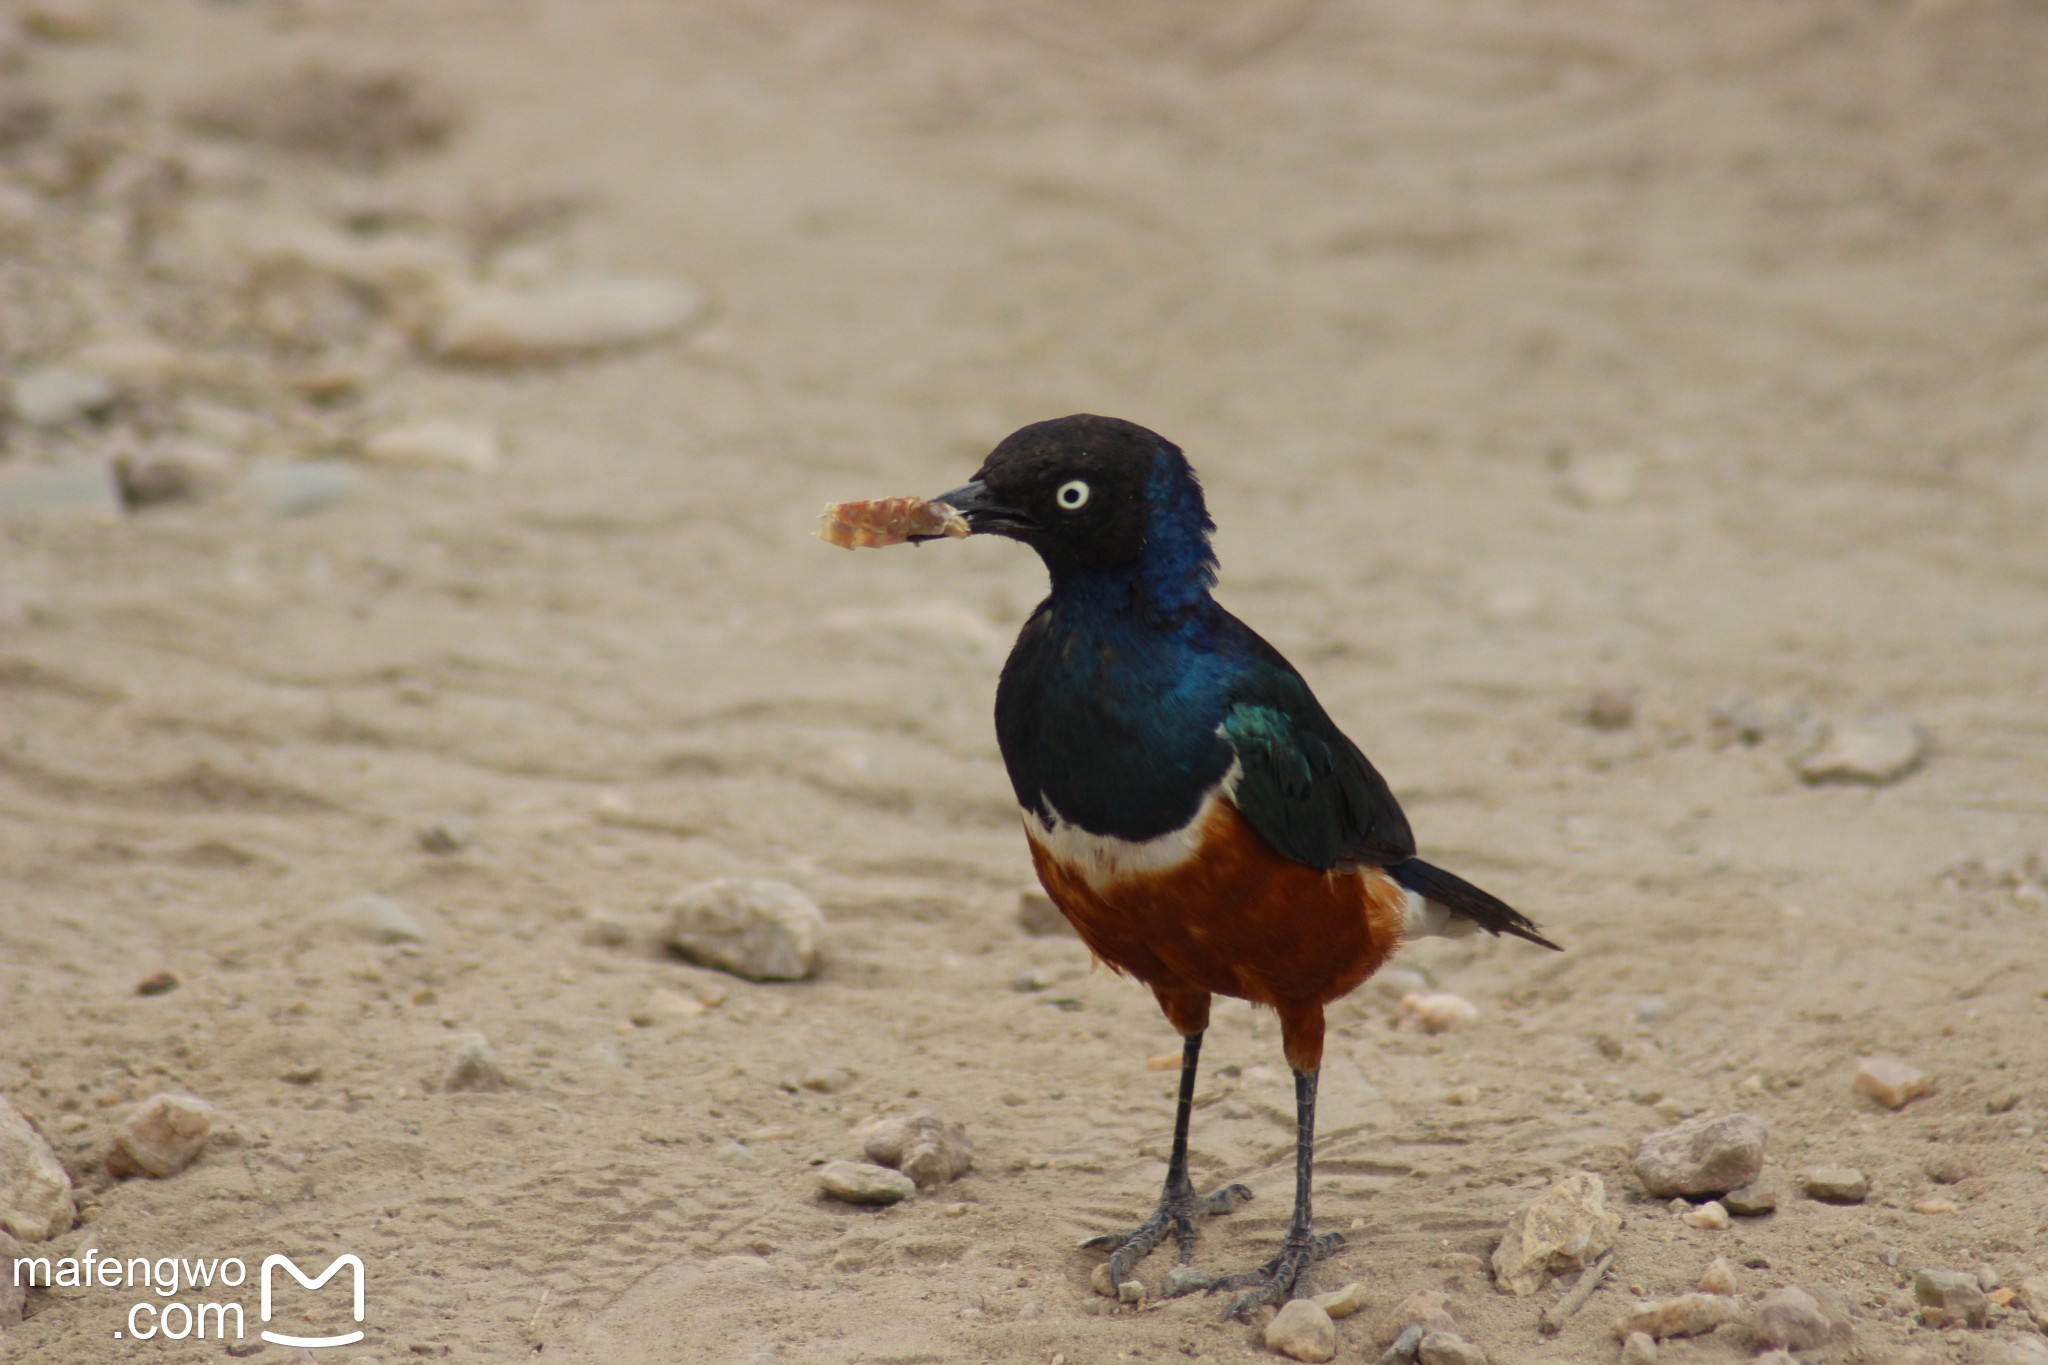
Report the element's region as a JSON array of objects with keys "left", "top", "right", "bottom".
[
  {"left": 1492, "top": 1171, "right": 1620, "bottom": 1296},
  {"left": 1632, "top": 1112, "right": 1767, "bottom": 1197},
  {"left": 1265, "top": 1298, "right": 1337, "bottom": 1362},
  {"left": 665, "top": 878, "right": 824, "bottom": 981},
  {"left": 0, "top": 1099, "right": 74, "bottom": 1240},
  {"left": 105, "top": 1092, "right": 214, "bottom": 1179},
  {"left": 819, "top": 1160, "right": 913, "bottom": 1206}
]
